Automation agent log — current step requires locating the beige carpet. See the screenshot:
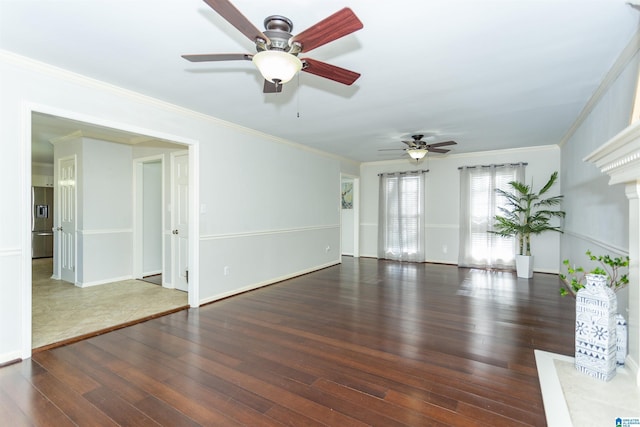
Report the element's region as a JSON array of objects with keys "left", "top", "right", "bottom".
[{"left": 32, "top": 258, "right": 188, "bottom": 349}]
